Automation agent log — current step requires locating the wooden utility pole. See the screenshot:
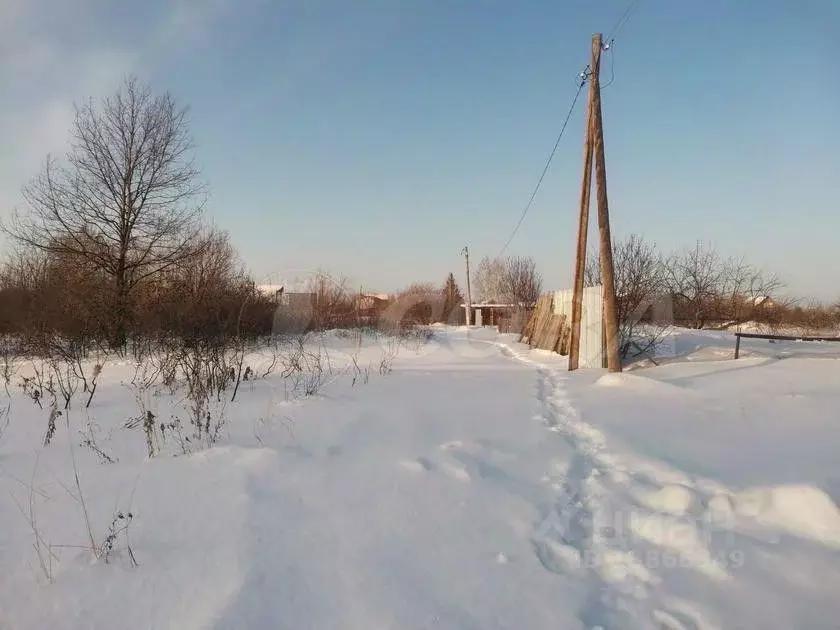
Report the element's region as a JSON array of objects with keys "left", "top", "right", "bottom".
[
  {"left": 568, "top": 57, "right": 597, "bottom": 370},
  {"left": 462, "top": 246, "right": 472, "bottom": 326},
  {"left": 590, "top": 33, "right": 621, "bottom": 372},
  {"left": 569, "top": 33, "right": 621, "bottom": 372}
]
